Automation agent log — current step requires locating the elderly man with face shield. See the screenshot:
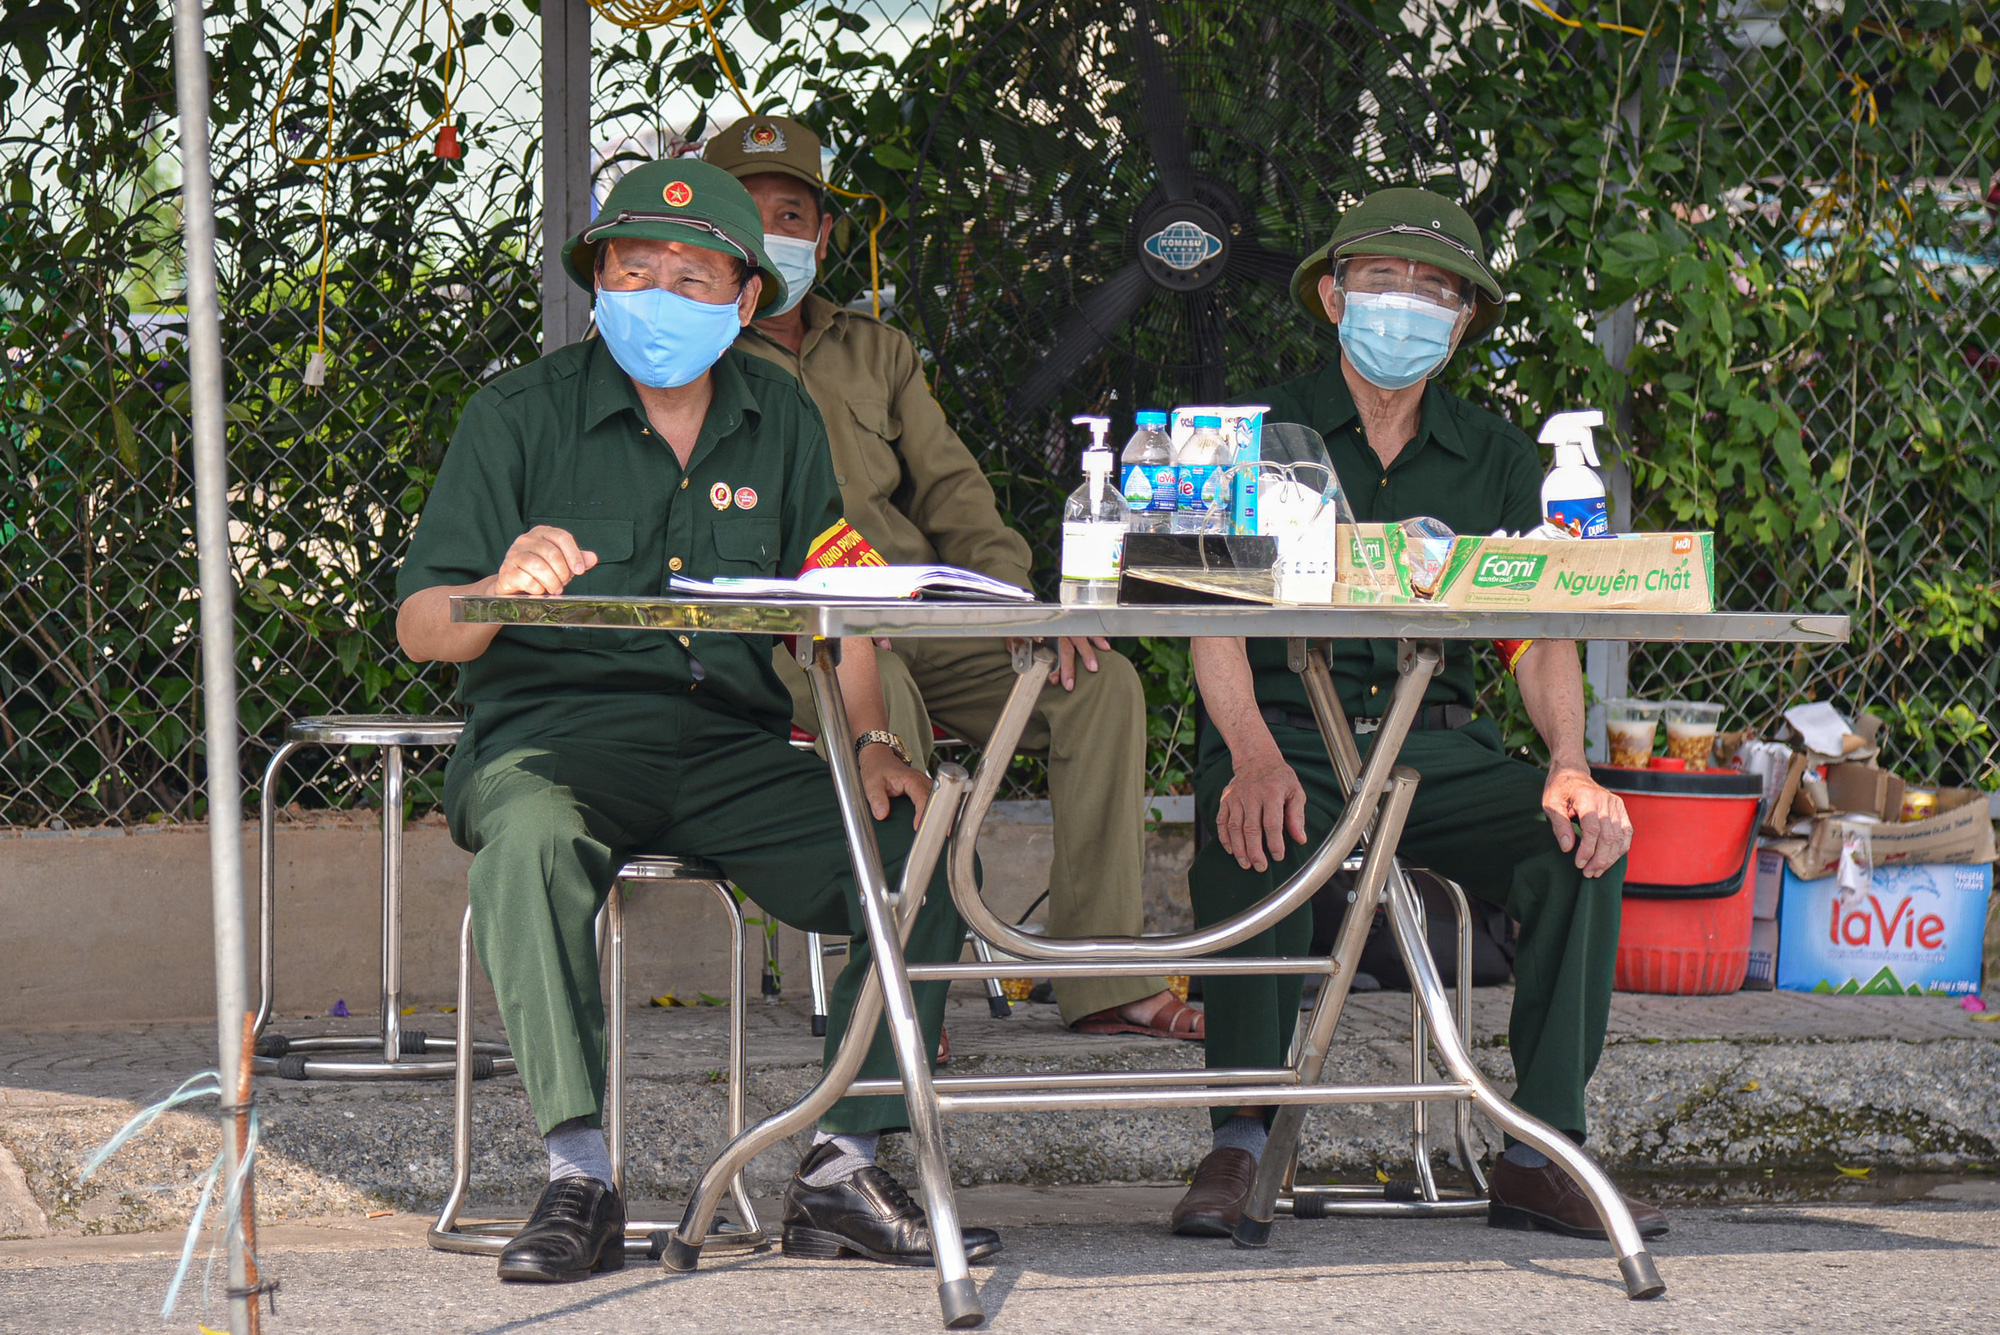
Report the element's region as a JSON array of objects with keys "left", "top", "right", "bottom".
[
  {"left": 1168, "top": 188, "right": 1666, "bottom": 1244},
  {"left": 396, "top": 159, "right": 1001, "bottom": 1284}
]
